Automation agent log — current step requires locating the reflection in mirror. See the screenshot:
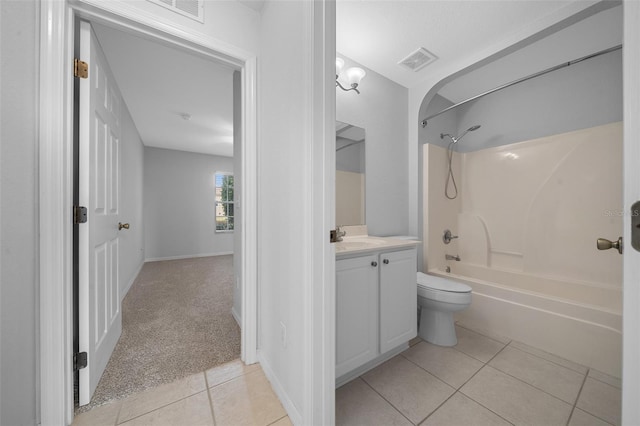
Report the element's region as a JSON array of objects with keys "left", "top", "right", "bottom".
[{"left": 336, "top": 121, "right": 365, "bottom": 226}]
